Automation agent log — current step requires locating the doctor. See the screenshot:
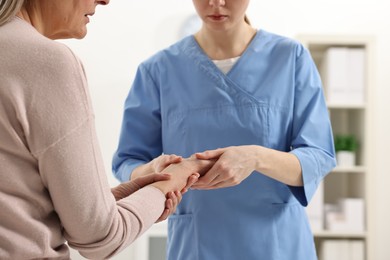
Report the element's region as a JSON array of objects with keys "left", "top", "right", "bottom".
[{"left": 113, "top": 0, "right": 336, "bottom": 259}]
